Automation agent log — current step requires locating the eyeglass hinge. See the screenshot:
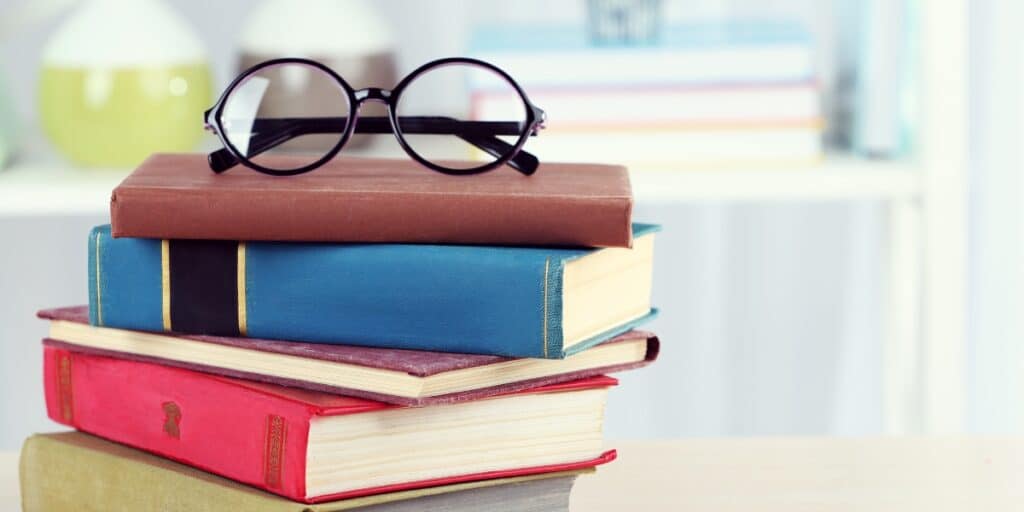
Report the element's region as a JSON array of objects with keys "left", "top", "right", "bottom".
[{"left": 531, "top": 109, "right": 547, "bottom": 135}]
